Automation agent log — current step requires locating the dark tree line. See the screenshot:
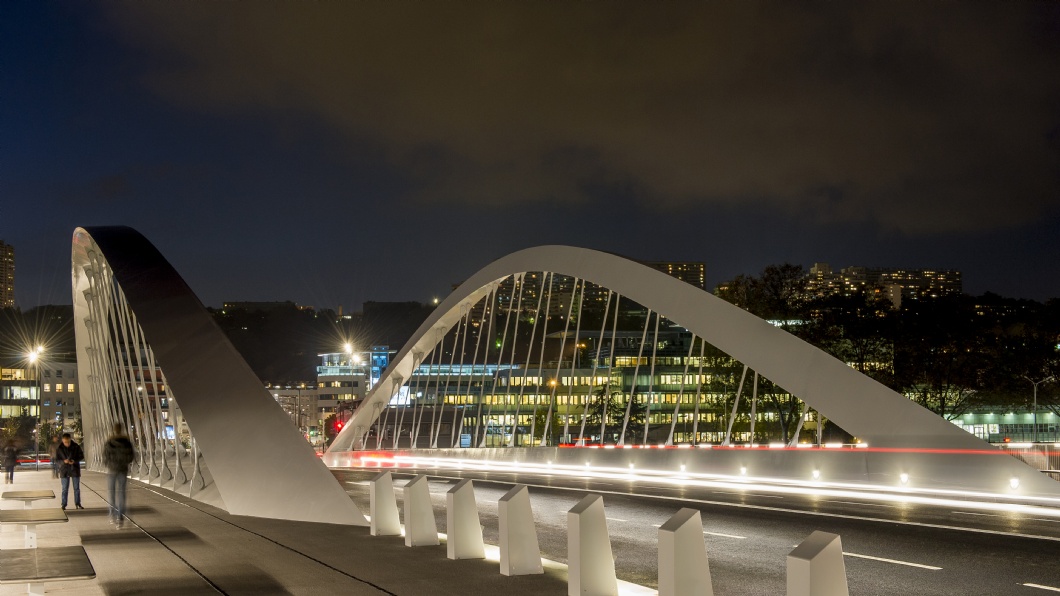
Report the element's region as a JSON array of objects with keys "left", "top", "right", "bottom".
[{"left": 715, "top": 265, "right": 1060, "bottom": 420}]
